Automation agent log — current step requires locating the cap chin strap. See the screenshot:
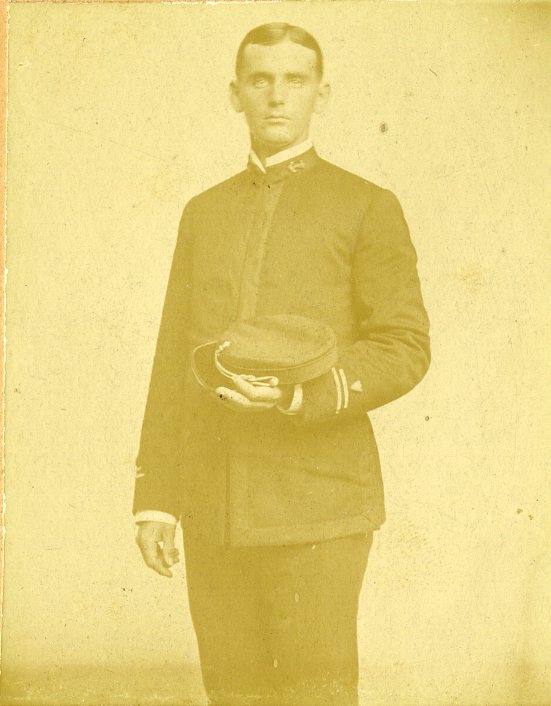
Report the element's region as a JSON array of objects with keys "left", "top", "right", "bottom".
[{"left": 214, "top": 341, "right": 280, "bottom": 388}]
